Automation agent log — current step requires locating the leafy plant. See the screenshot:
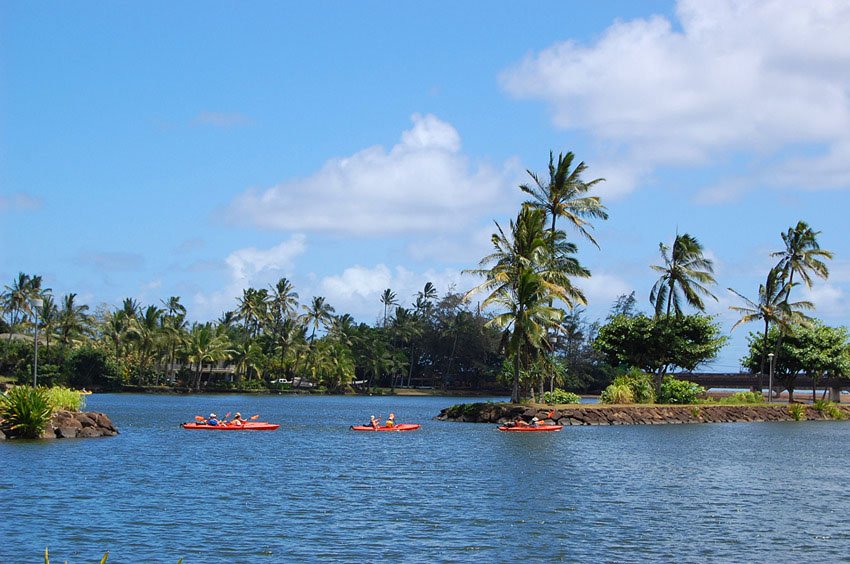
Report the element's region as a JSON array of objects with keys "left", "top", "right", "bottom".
[
  {"left": 543, "top": 388, "right": 581, "bottom": 404},
  {"left": 717, "top": 391, "right": 765, "bottom": 405},
  {"left": 813, "top": 400, "right": 845, "bottom": 420},
  {"left": 600, "top": 383, "right": 634, "bottom": 404},
  {"left": 658, "top": 377, "right": 705, "bottom": 405},
  {"left": 788, "top": 403, "right": 806, "bottom": 421},
  {"left": 43, "top": 386, "right": 84, "bottom": 412},
  {"left": 1, "top": 386, "right": 53, "bottom": 439}
]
